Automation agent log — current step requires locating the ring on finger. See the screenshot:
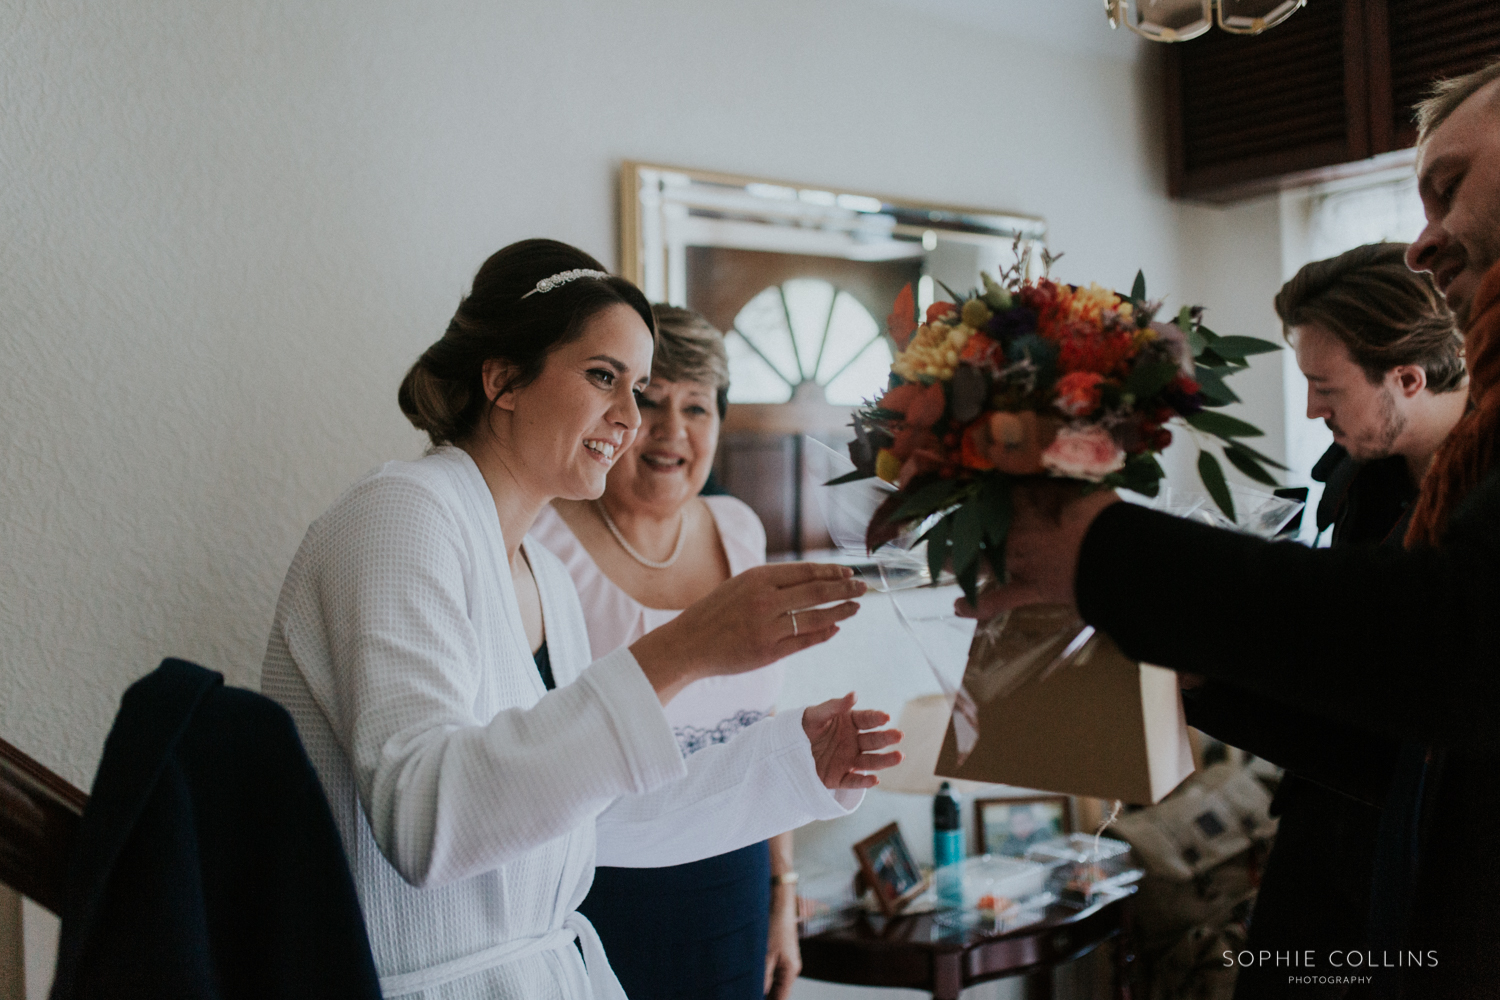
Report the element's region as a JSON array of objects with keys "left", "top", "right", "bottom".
[{"left": 791, "top": 611, "right": 799, "bottom": 637}]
